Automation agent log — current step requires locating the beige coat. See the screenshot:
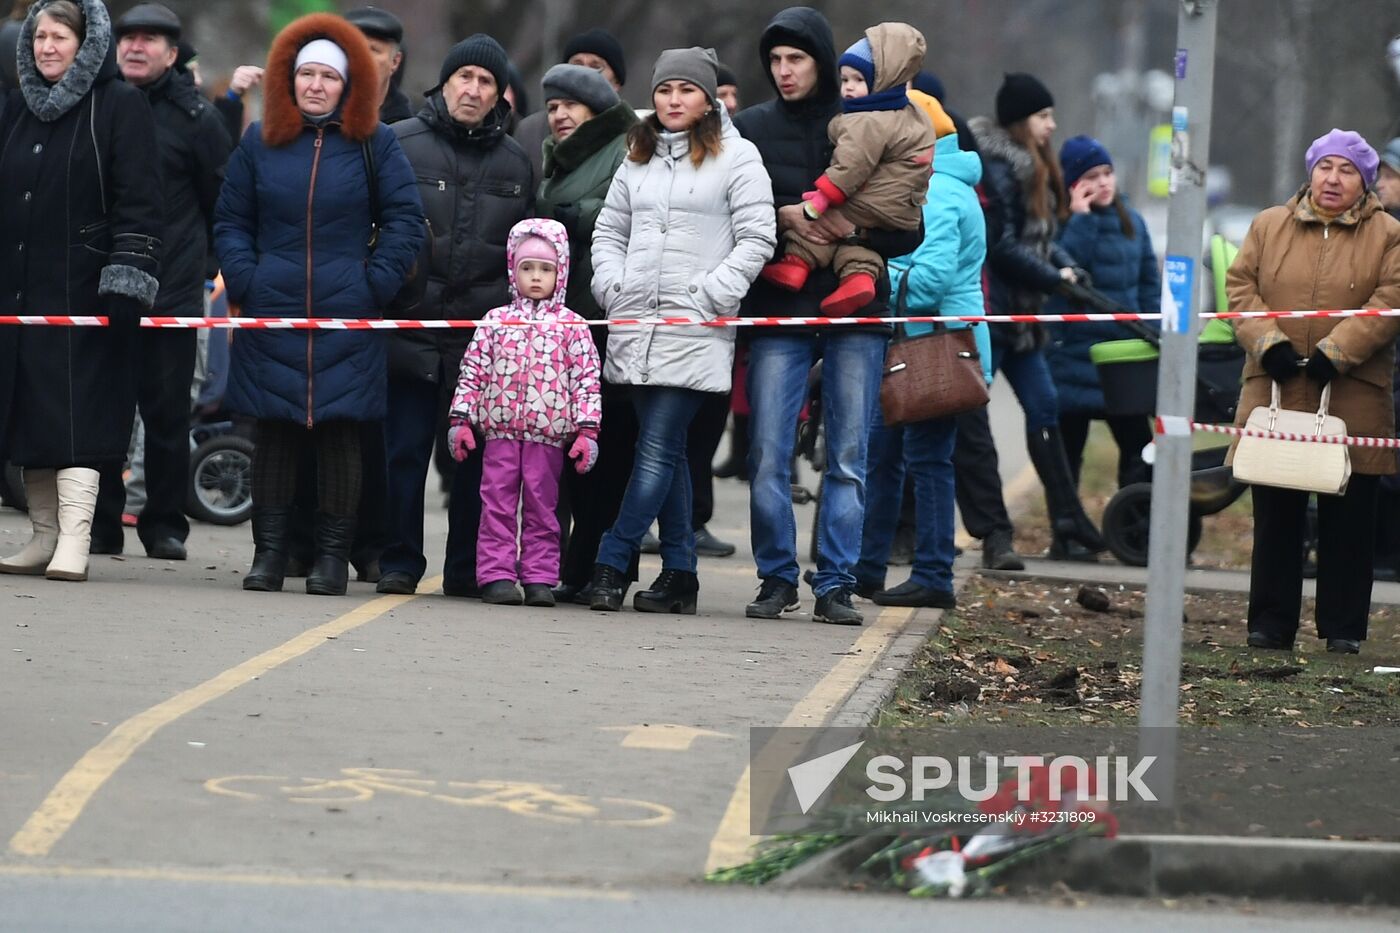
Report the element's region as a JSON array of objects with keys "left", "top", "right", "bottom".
[
  {"left": 1228, "top": 189, "right": 1400, "bottom": 473},
  {"left": 824, "top": 22, "right": 934, "bottom": 230}
]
